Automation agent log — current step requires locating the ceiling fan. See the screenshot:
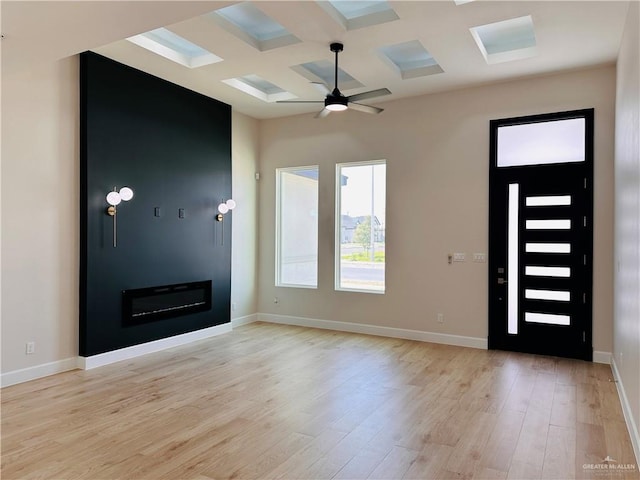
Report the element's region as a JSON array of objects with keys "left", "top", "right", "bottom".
[{"left": 277, "top": 42, "right": 391, "bottom": 118}]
